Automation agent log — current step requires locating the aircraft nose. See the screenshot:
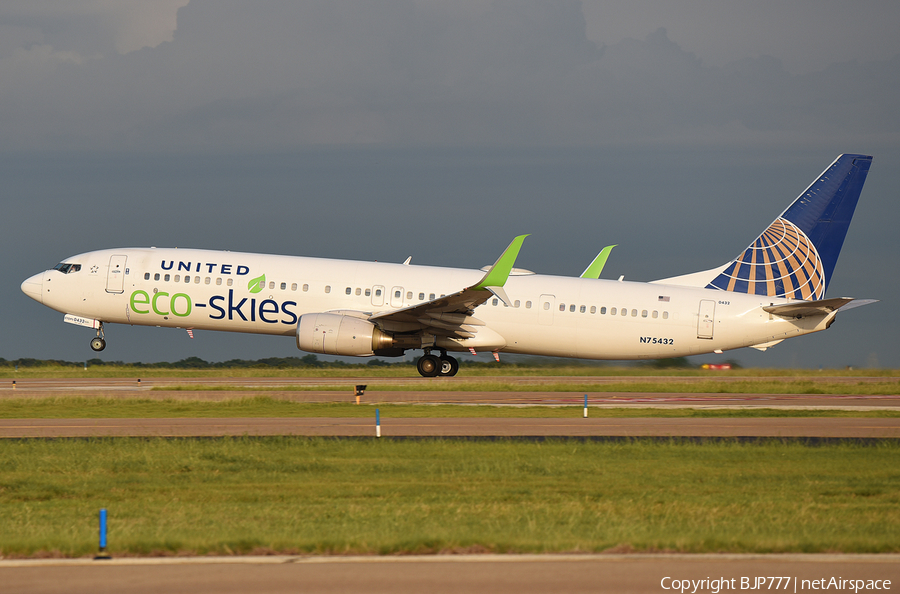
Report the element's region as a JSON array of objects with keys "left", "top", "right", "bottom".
[{"left": 21, "top": 272, "right": 44, "bottom": 304}]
